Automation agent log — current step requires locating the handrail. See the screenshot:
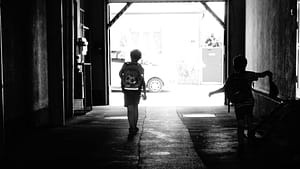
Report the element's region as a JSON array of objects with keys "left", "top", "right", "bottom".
[
  {"left": 253, "top": 95, "right": 299, "bottom": 138},
  {"left": 251, "top": 88, "right": 283, "bottom": 104}
]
